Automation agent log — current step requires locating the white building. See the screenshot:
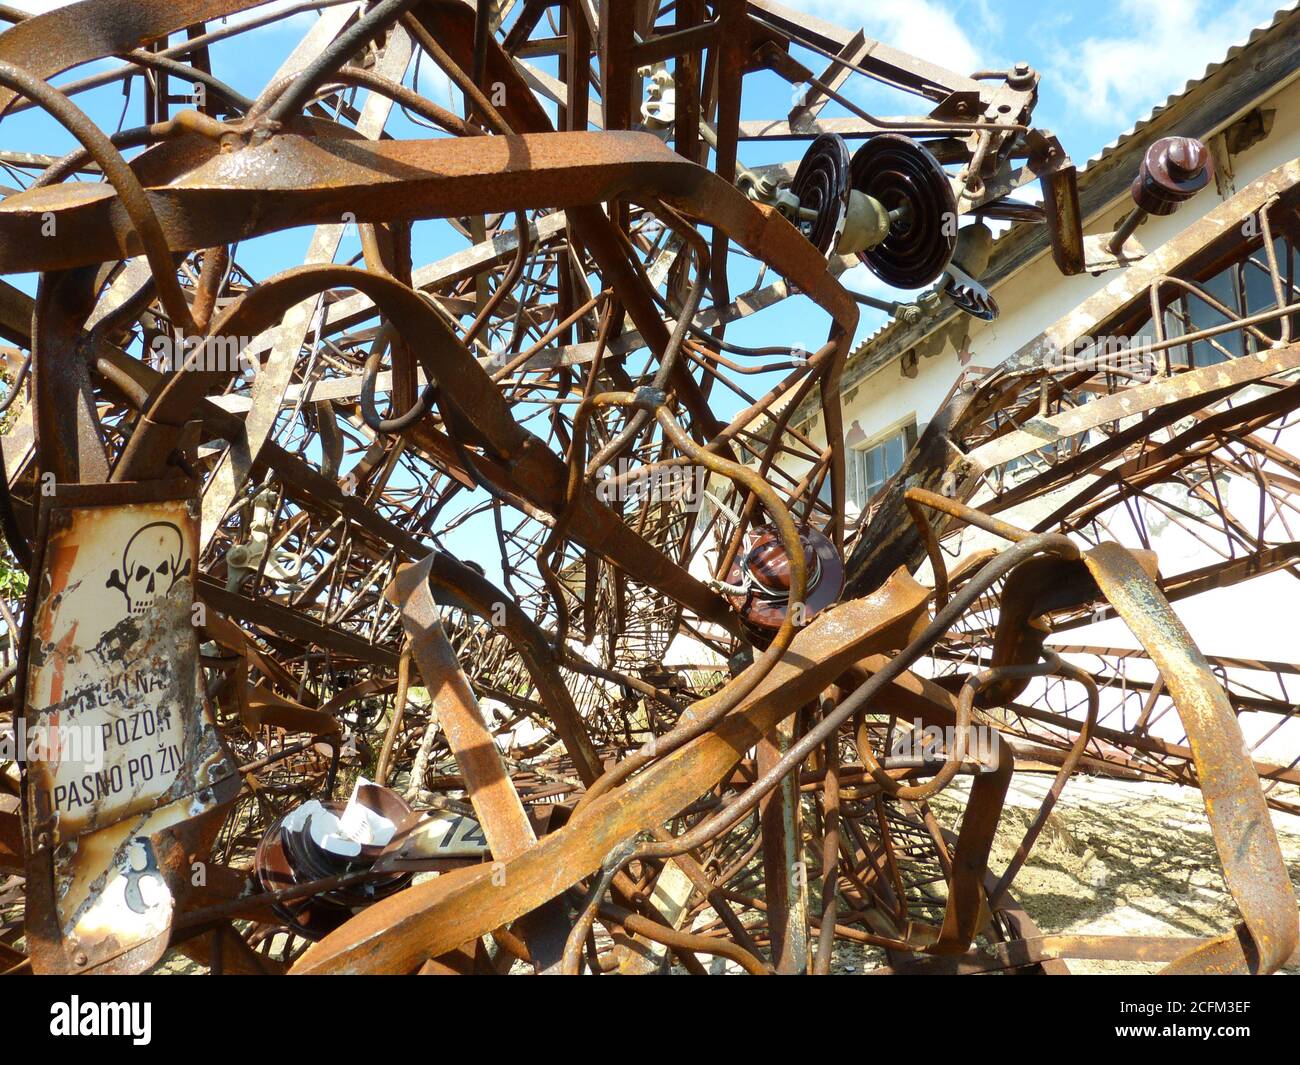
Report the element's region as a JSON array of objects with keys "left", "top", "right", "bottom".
[
  {"left": 760, "top": 7, "right": 1300, "bottom": 770},
  {"left": 798, "top": 6, "right": 1300, "bottom": 524}
]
